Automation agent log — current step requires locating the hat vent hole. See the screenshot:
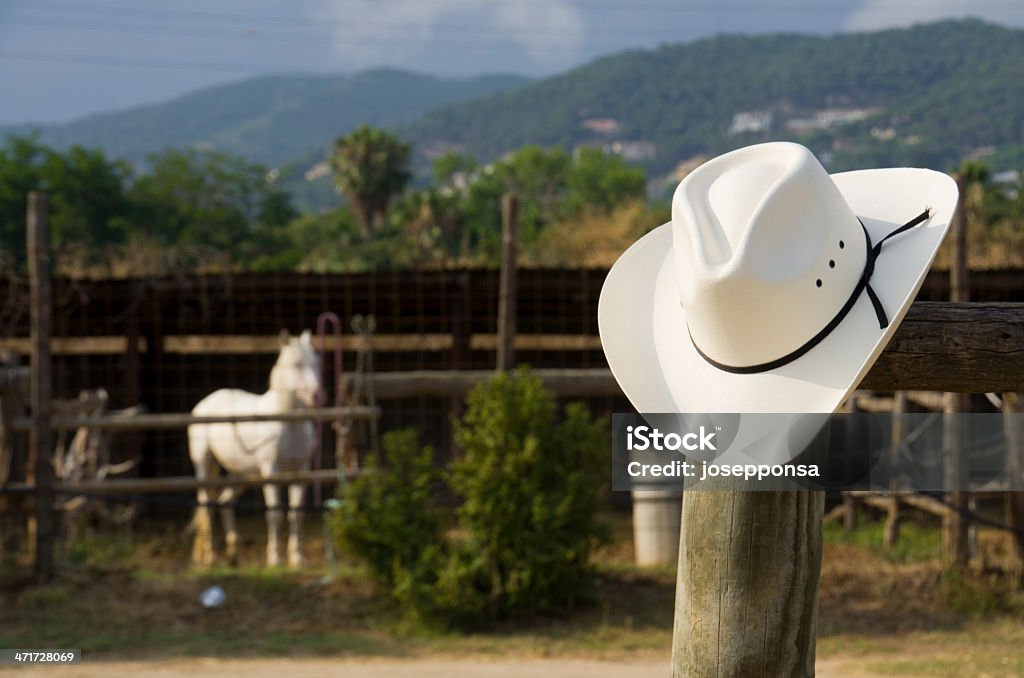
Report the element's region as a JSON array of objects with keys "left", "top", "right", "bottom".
[
  {"left": 816, "top": 279, "right": 822, "bottom": 288},
  {"left": 828, "top": 259, "right": 835, "bottom": 268},
  {"left": 839, "top": 240, "right": 845, "bottom": 249}
]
